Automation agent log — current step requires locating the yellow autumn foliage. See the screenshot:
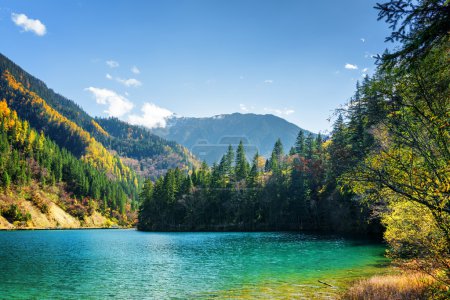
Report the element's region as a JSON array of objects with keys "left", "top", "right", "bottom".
[{"left": 1, "top": 72, "right": 136, "bottom": 183}]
